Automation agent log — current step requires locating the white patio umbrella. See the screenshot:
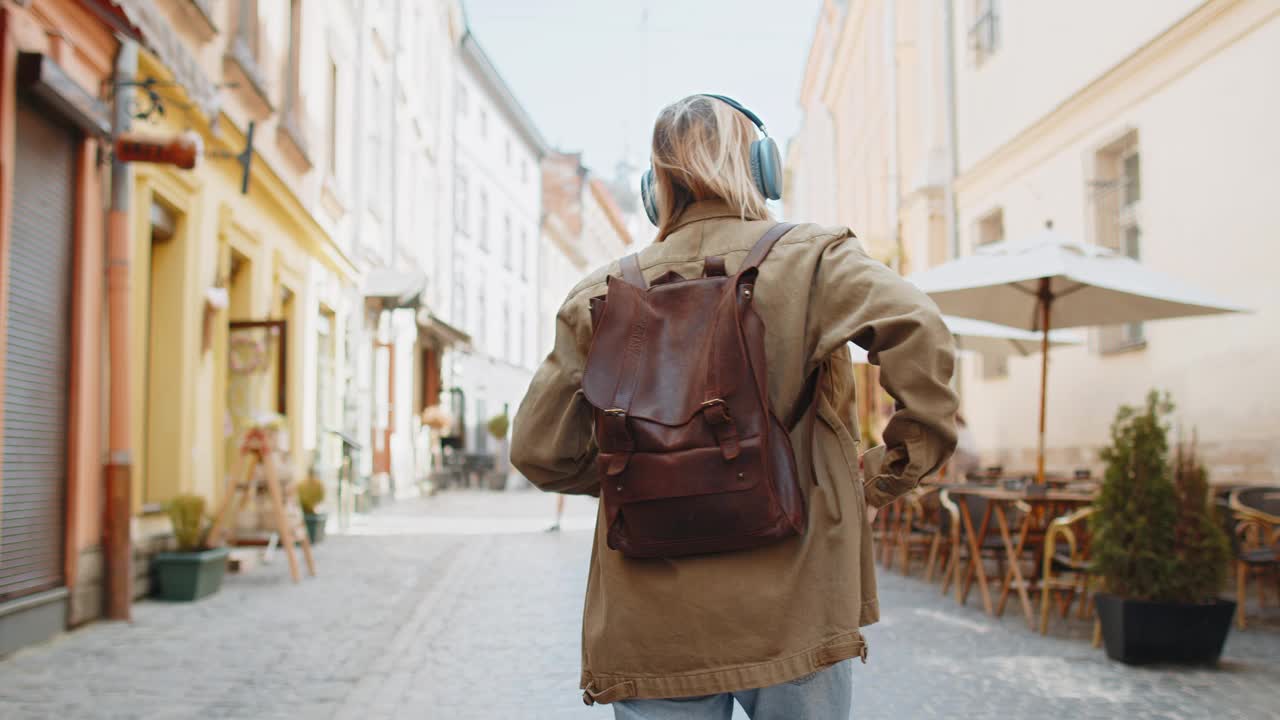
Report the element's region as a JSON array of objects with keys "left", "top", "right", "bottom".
[
  {"left": 907, "top": 227, "right": 1247, "bottom": 481},
  {"left": 846, "top": 315, "right": 1082, "bottom": 364}
]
